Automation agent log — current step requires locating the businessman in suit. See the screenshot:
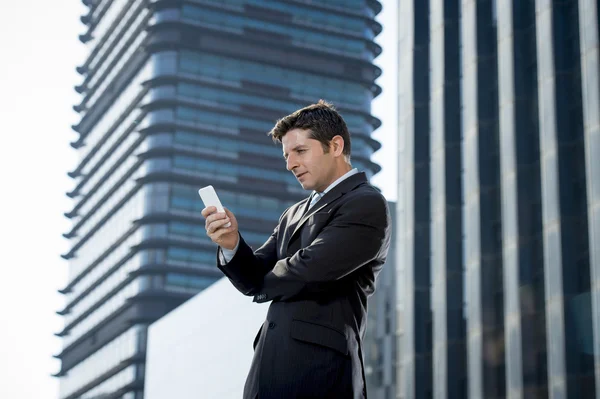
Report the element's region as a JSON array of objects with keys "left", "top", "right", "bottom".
[{"left": 202, "top": 100, "right": 391, "bottom": 398}]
